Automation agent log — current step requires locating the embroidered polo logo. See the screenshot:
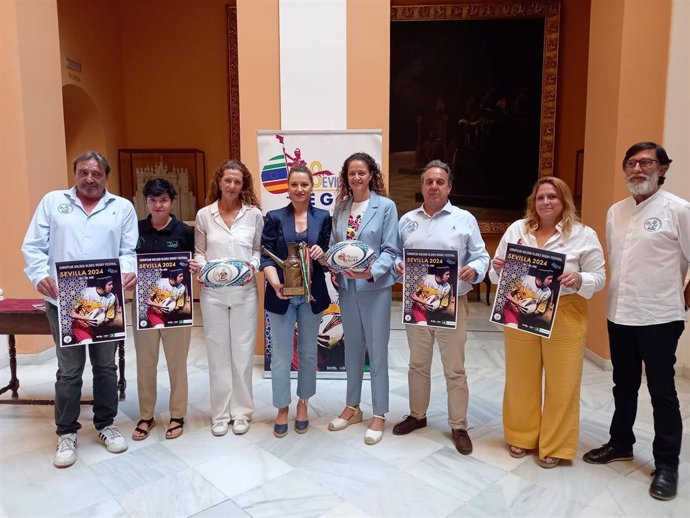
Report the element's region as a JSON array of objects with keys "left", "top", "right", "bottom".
[
  {"left": 644, "top": 217, "right": 662, "bottom": 232},
  {"left": 57, "top": 204, "right": 73, "bottom": 214},
  {"left": 401, "top": 221, "right": 419, "bottom": 238},
  {"left": 166, "top": 240, "right": 180, "bottom": 248}
]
